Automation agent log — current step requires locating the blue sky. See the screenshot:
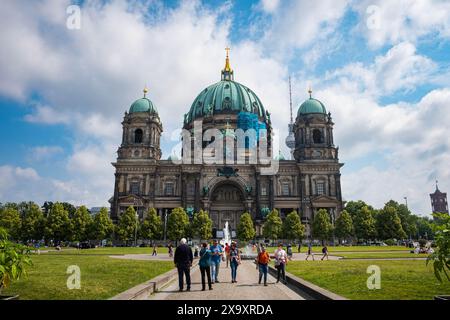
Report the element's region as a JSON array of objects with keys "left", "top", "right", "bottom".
[{"left": 1, "top": 0, "right": 449, "bottom": 215}]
